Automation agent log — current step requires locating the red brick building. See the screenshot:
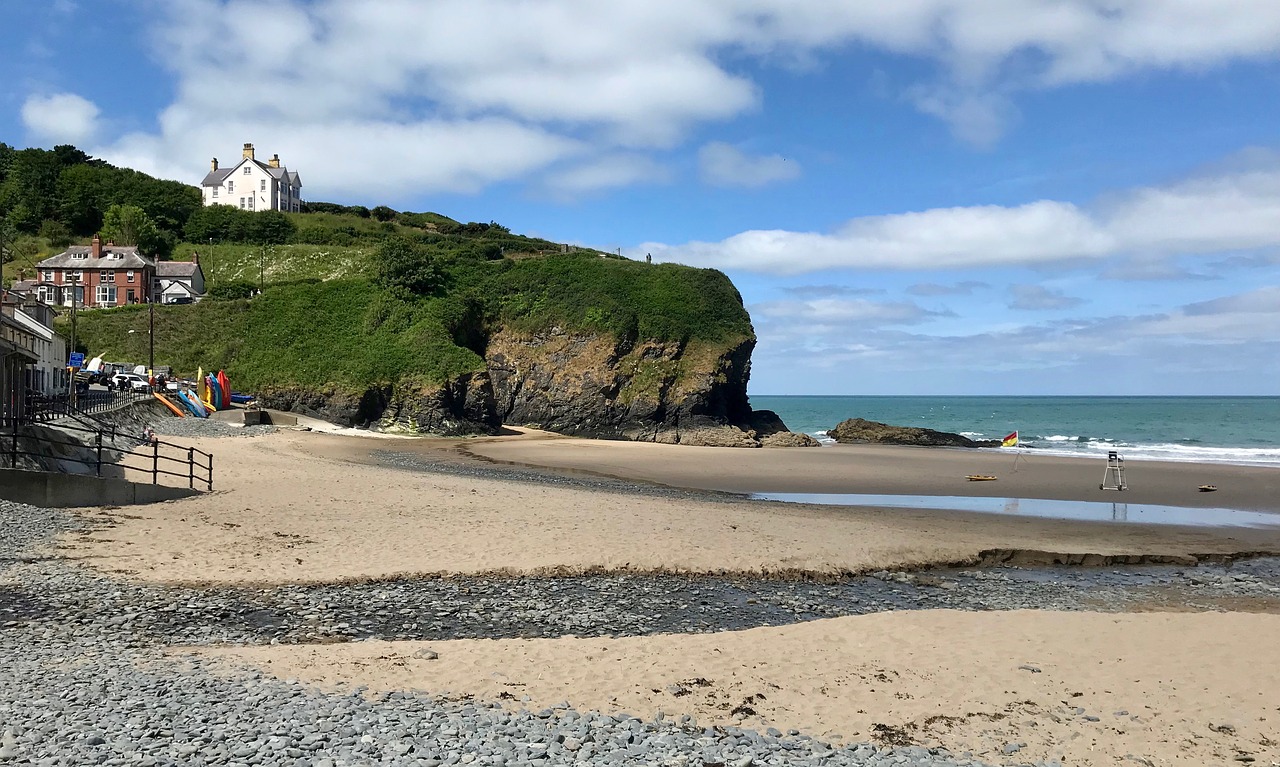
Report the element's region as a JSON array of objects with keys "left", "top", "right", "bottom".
[{"left": 34, "top": 235, "right": 157, "bottom": 308}]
